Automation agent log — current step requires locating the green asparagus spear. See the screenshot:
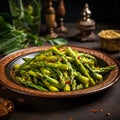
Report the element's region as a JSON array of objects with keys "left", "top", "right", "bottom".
[
  {"left": 45, "top": 55, "right": 62, "bottom": 62},
  {"left": 22, "top": 58, "right": 32, "bottom": 62},
  {"left": 30, "top": 61, "right": 69, "bottom": 71},
  {"left": 36, "top": 72, "right": 59, "bottom": 86},
  {"left": 40, "top": 67, "right": 51, "bottom": 76},
  {"left": 51, "top": 46, "right": 75, "bottom": 84},
  {"left": 84, "top": 63, "right": 103, "bottom": 81},
  {"left": 42, "top": 80, "right": 59, "bottom": 92},
  {"left": 80, "top": 57, "right": 95, "bottom": 67},
  {"left": 78, "top": 53, "right": 97, "bottom": 65},
  {"left": 63, "top": 84, "right": 71, "bottom": 92},
  {"left": 35, "top": 54, "right": 47, "bottom": 61},
  {"left": 13, "top": 64, "right": 20, "bottom": 70},
  {"left": 28, "top": 70, "right": 37, "bottom": 77},
  {"left": 76, "top": 84, "right": 84, "bottom": 90},
  {"left": 66, "top": 47, "right": 95, "bottom": 85},
  {"left": 93, "top": 65, "right": 116, "bottom": 73},
  {"left": 44, "top": 62, "right": 69, "bottom": 71},
  {"left": 15, "top": 76, "right": 48, "bottom": 91},
  {"left": 54, "top": 69, "right": 66, "bottom": 87},
  {"left": 75, "top": 72, "right": 90, "bottom": 88},
  {"left": 71, "top": 80, "right": 77, "bottom": 91}
]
